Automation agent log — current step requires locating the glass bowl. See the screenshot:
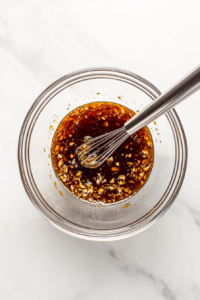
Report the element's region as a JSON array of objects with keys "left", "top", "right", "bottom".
[{"left": 18, "top": 68, "right": 187, "bottom": 241}]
